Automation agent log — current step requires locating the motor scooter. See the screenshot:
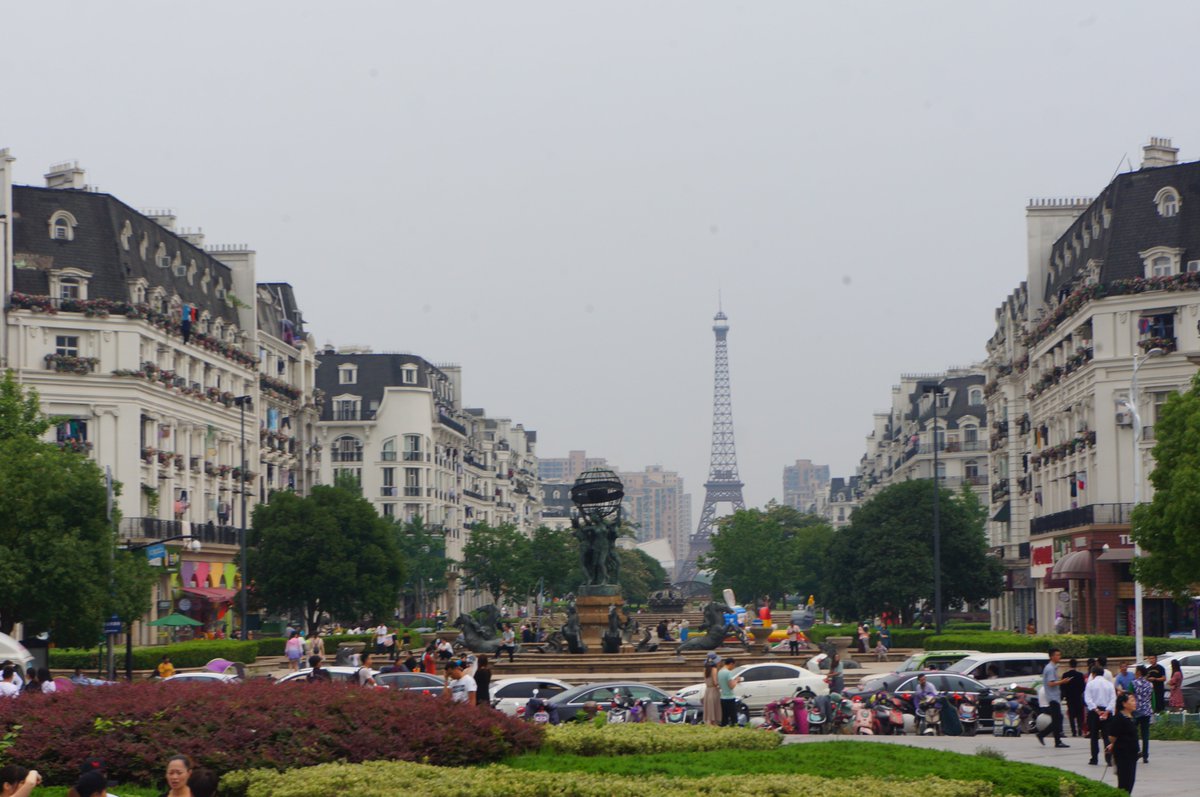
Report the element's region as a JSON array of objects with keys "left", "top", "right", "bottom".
[
  {"left": 660, "top": 695, "right": 699, "bottom": 725},
  {"left": 851, "top": 698, "right": 875, "bottom": 735},
  {"left": 956, "top": 693, "right": 979, "bottom": 737},
  {"left": 919, "top": 696, "right": 941, "bottom": 735}
]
